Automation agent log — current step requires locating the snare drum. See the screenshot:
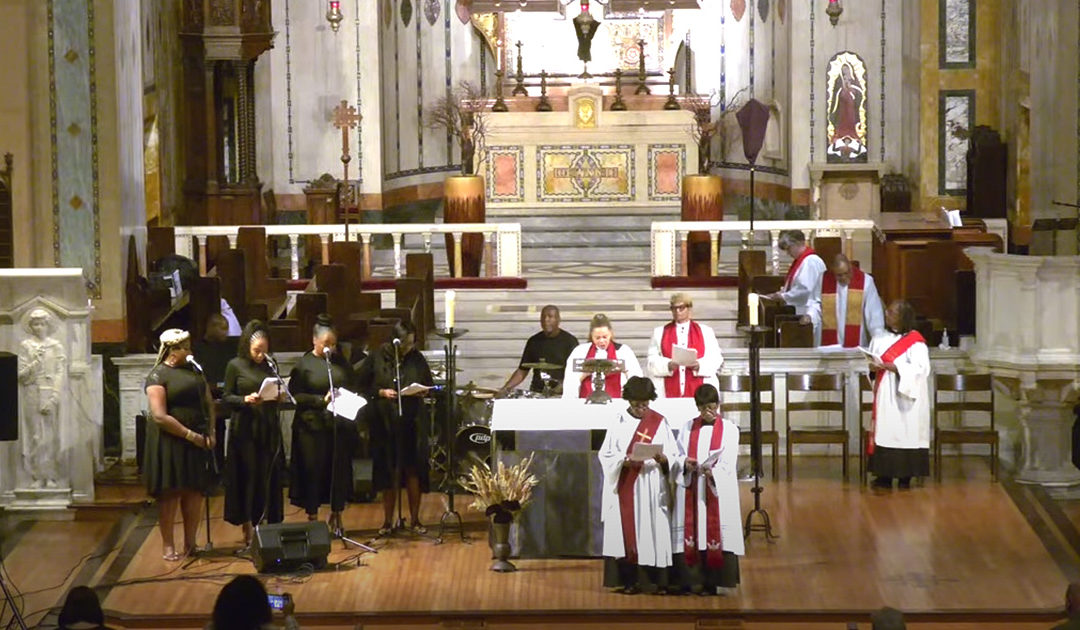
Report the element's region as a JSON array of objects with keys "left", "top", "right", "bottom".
[
  {"left": 454, "top": 424, "right": 492, "bottom": 474},
  {"left": 458, "top": 395, "right": 494, "bottom": 427}
]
